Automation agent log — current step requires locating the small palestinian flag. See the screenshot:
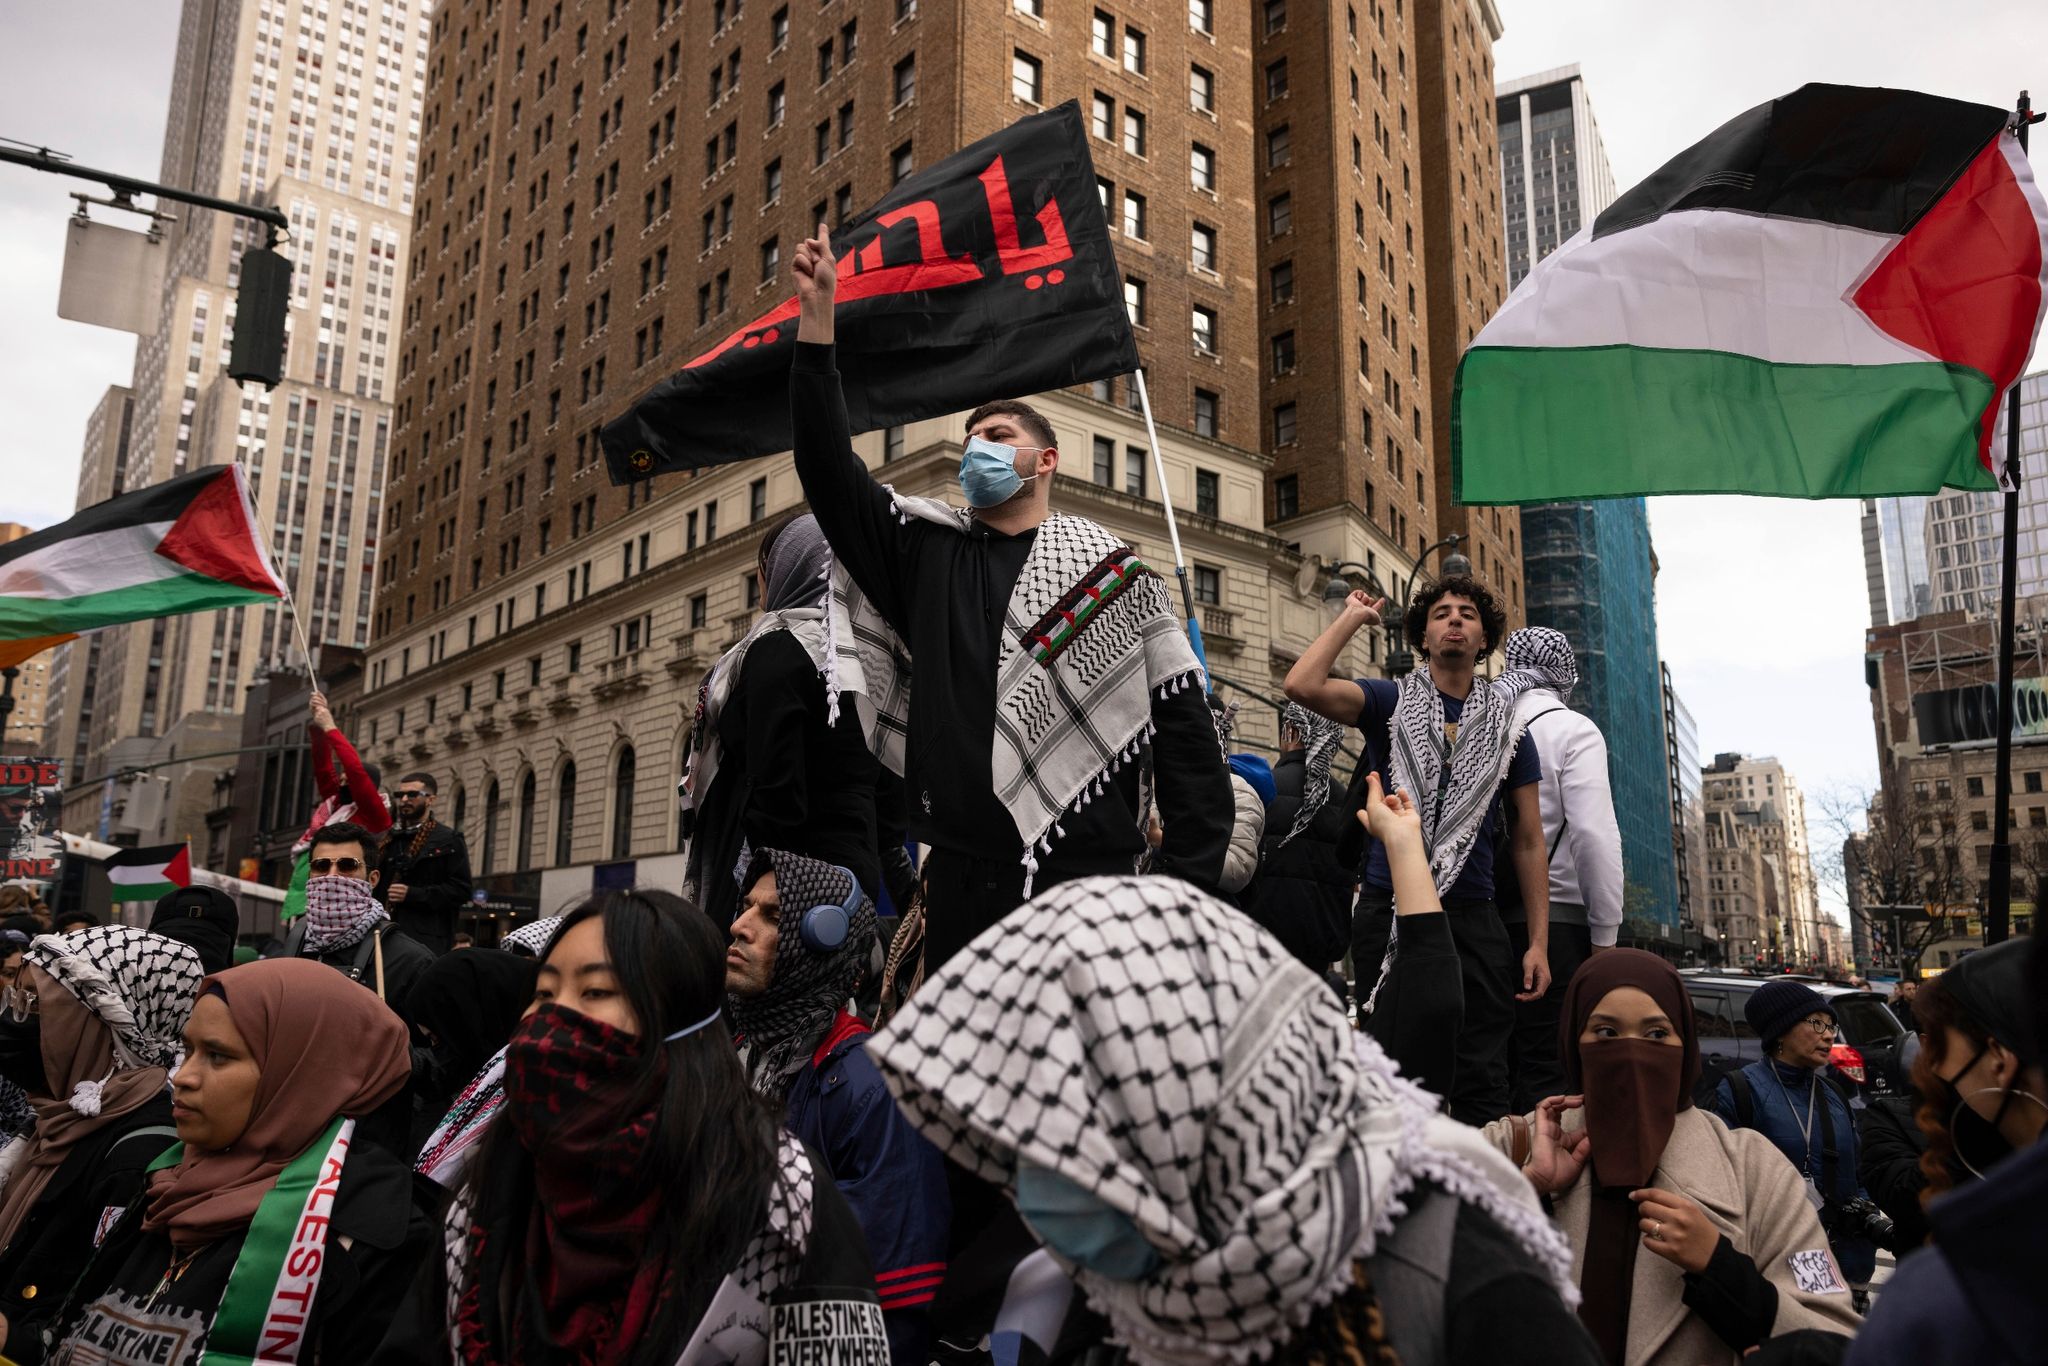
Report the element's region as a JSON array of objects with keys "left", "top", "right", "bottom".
[
  {"left": 1456, "top": 85, "right": 2048, "bottom": 503},
  {"left": 107, "top": 843, "right": 192, "bottom": 902},
  {"left": 0, "top": 465, "right": 287, "bottom": 669}
]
